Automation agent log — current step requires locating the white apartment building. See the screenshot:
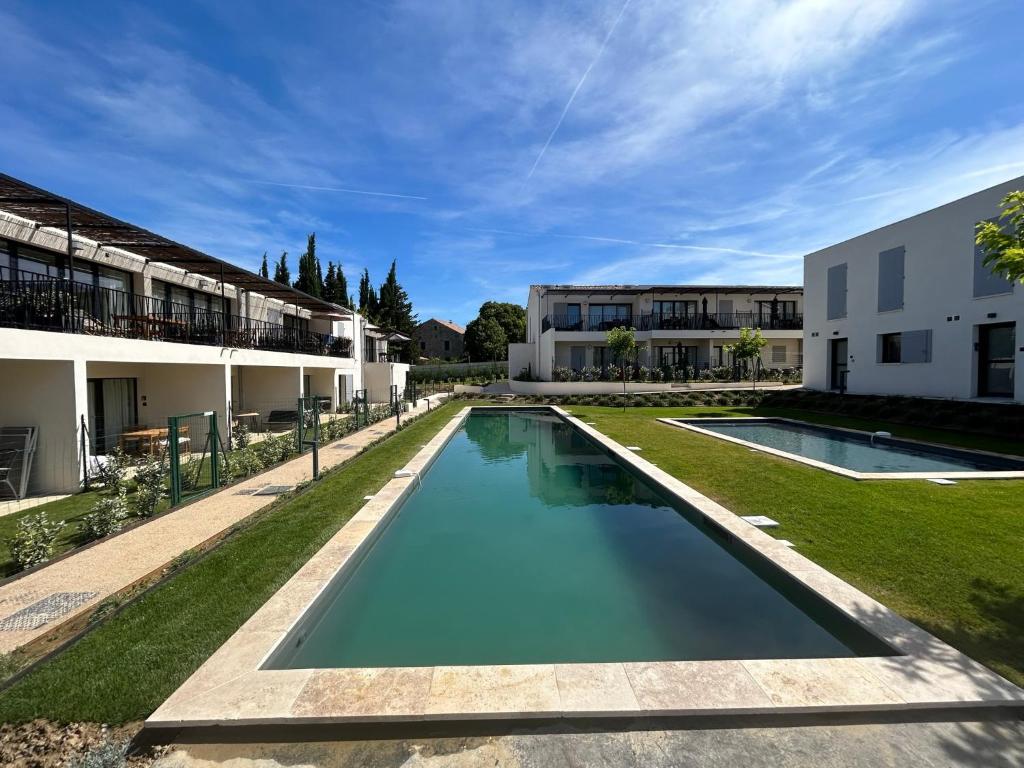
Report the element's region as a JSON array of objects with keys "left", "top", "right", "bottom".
[
  {"left": 0, "top": 174, "right": 405, "bottom": 497},
  {"left": 803, "top": 176, "right": 1023, "bottom": 403},
  {"left": 511, "top": 284, "right": 803, "bottom": 381}
]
